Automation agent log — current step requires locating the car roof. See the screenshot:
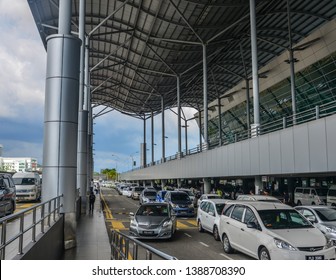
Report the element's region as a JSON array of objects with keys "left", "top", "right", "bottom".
[
  {"left": 295, "top": 205, "right": 335, "bottom": 210},
  {"left": 201, "top": 199, "right": 229, "bottom": 204},
  {"left": 237, "top": 194, "right": 281, "bottom": 201},
  {"left": 140, "top": 202, "right": 168, "bottom": 207},
  {"left": 226, "top": 200, "right": 293, "bottom": 210}
]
